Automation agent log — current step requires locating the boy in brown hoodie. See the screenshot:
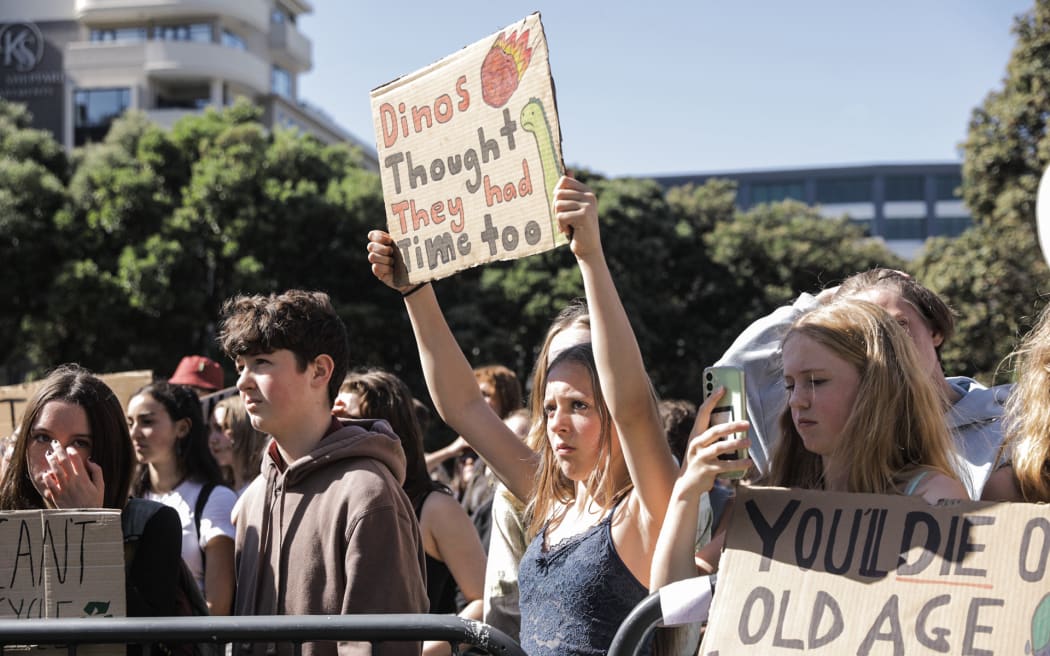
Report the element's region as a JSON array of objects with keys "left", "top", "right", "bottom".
[{"left": 219, "top": 289, "right": 428, "bottom": 656}]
